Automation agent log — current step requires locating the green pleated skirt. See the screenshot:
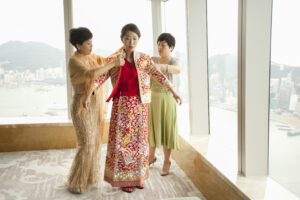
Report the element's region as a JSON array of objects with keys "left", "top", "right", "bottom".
[{"left": 148, "top": 78, "right": 180, "bottom": 150}]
